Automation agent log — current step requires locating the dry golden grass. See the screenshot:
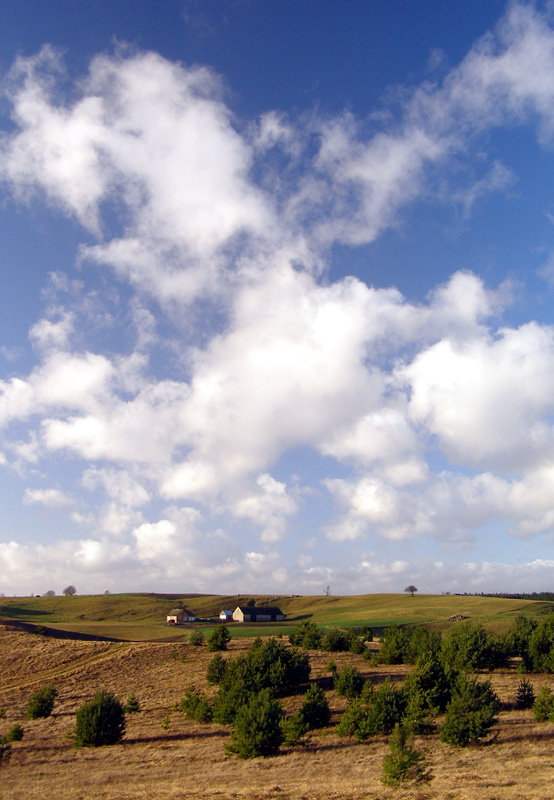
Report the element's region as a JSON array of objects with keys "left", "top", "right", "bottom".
[{"left": 2, "top": 625, "right": 554, "bottom": 799}]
